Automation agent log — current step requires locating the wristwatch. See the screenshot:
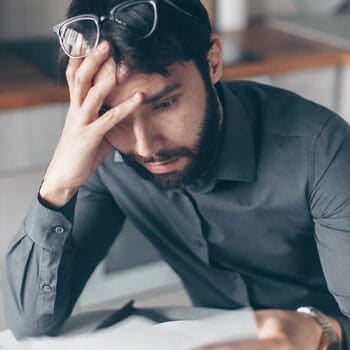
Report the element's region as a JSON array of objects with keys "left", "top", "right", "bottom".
[{"left": 297, "top": 306, "right": 341, "bottom": 350}]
